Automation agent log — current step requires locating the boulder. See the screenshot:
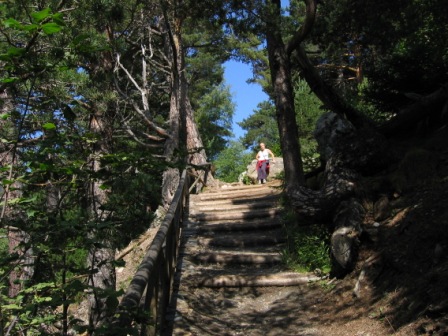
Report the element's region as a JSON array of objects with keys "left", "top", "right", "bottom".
[
  {"left": 246, "top": 158, "right": 284, "bottom": 183},
  {"left": 314, "top": 112, "right": 355, "bottom": 161}
]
